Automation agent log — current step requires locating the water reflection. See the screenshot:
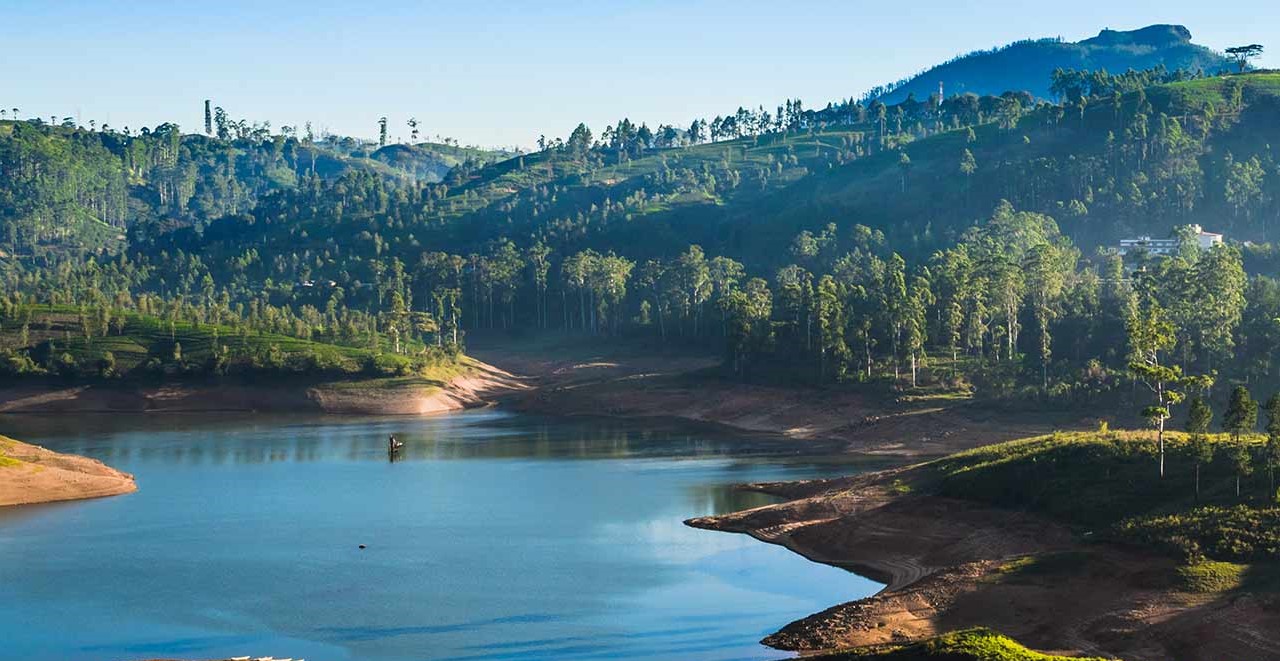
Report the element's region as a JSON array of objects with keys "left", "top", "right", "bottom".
[{"left": 2, "top": 410, "right": 874, "bottom": 471}]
